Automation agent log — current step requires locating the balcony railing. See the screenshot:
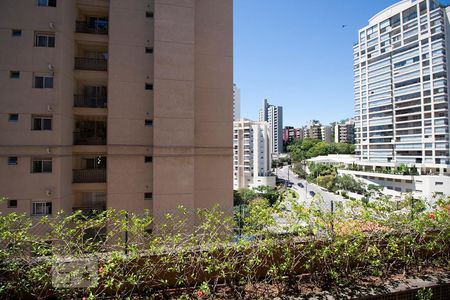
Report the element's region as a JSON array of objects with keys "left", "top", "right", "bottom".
[
  {"left": 72, "top": 206, "right": 107, "bottom": 217},
  {"left": 73, "top": 132, "right": 106, "bottom": 145},
  {"left": 74, "top": 95, "right": 107, "bottom": 108},
  {"left": 75, "top": 57, "right": 107, "bottom": 71},
  {"left": 73, "top": 169, "right": 106, "bottom": 183},
  {"left": 76, "top": 21, "right": 108, "bottom": 35}
]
